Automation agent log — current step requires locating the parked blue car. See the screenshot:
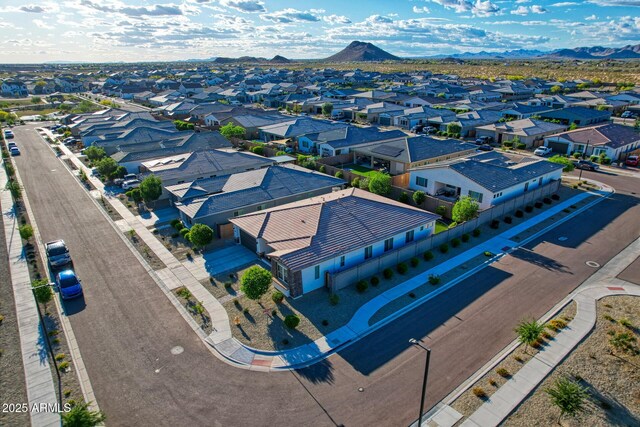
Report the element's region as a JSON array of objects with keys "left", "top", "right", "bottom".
[{"left": 55, "top": 270, "right": 83, "bottom": 300}]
